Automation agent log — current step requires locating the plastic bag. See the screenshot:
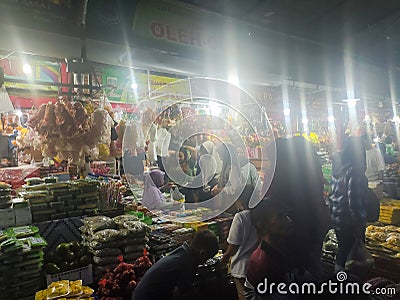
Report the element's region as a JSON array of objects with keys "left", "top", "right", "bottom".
[
  {"left": 93, "top": 255, "right": 119, "bottom": 266},
  {"left": 92, "top": 248, "right": 122, "bottom": 257},
  {"left": 113, "top": 214, "right": 139, "bottom": 228},
  {"left": 81, "top": 216, "right": 117, "bottom": 233},
  {"left": 345, "top": 237, "right": 374, "bottom": 273},
  {"left": 92, "top": 229, "right": 121, "bottom": 243},
  {"left": 122, "top": 221, "right": 150, "bottom": 236}
]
